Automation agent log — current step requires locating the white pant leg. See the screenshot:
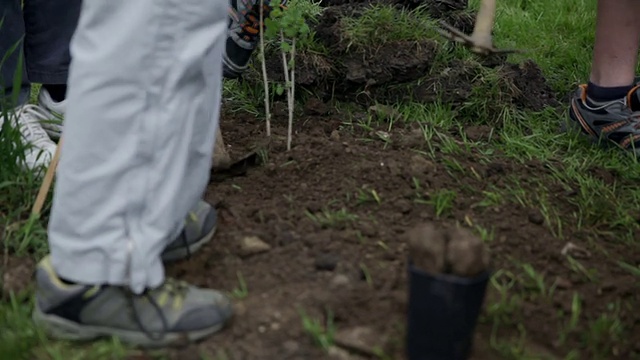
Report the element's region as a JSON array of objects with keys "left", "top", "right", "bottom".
[{"left": 48, "top": 0, "right": 227, "bottom": 294}]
